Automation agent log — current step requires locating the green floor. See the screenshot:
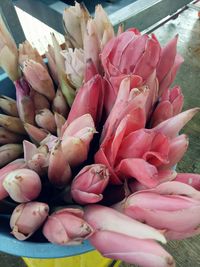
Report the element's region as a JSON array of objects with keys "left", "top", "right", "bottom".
[{"left": 1, "top": 6, "right": 200, "bottom": 267}]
